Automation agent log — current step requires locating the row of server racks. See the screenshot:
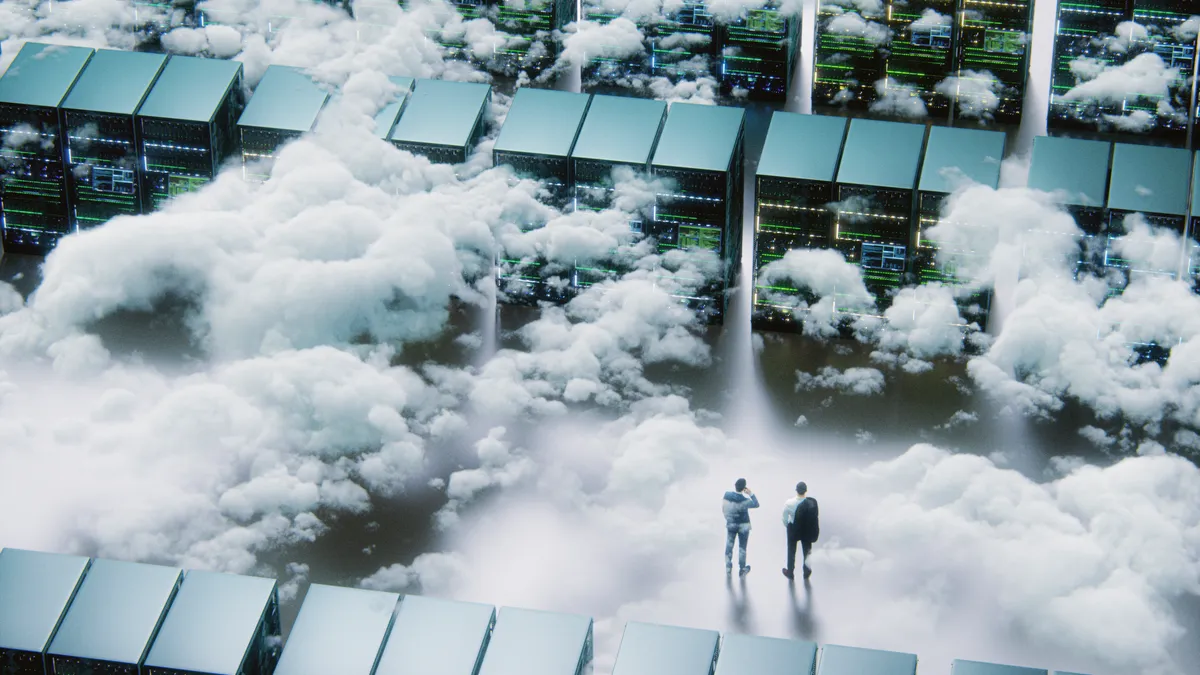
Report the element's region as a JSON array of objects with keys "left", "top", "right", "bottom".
[
  {"left": 1048, "top": 0, "right": 1200, "bottom": 148},
  {"left": 0, "top": 41, "right": 493, "bottom": 256},
  {"left": 1, "top": 547, "right": 1076, "bottom": 675},
  {"left": 813, "top": 0, "right": 1035, "bottom": 125},
  {"left": 579, "top": 0, "right": 802, "bottom": 99},
  {"left": 490, "top": 88, "right": 745, "bottom": 325}
]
